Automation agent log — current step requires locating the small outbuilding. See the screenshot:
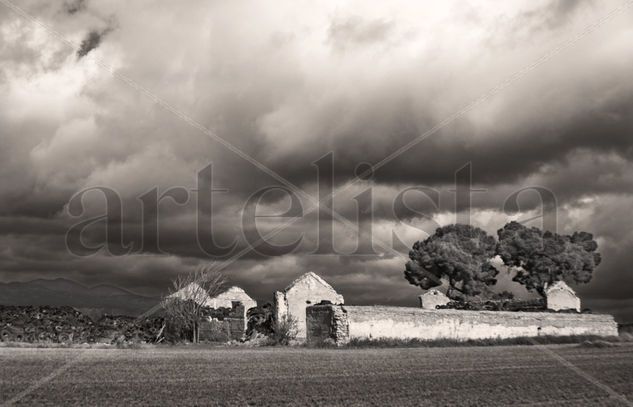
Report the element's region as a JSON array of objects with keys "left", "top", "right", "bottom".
[
  {"left": 545, "top": 281, "right": 581, "bottom": 312},
  {"left": 274, "top": 272, "right": 344, "bottom": 339},
  {"left": 418, "top": 289, "right": 451, "bottom": 310}
]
